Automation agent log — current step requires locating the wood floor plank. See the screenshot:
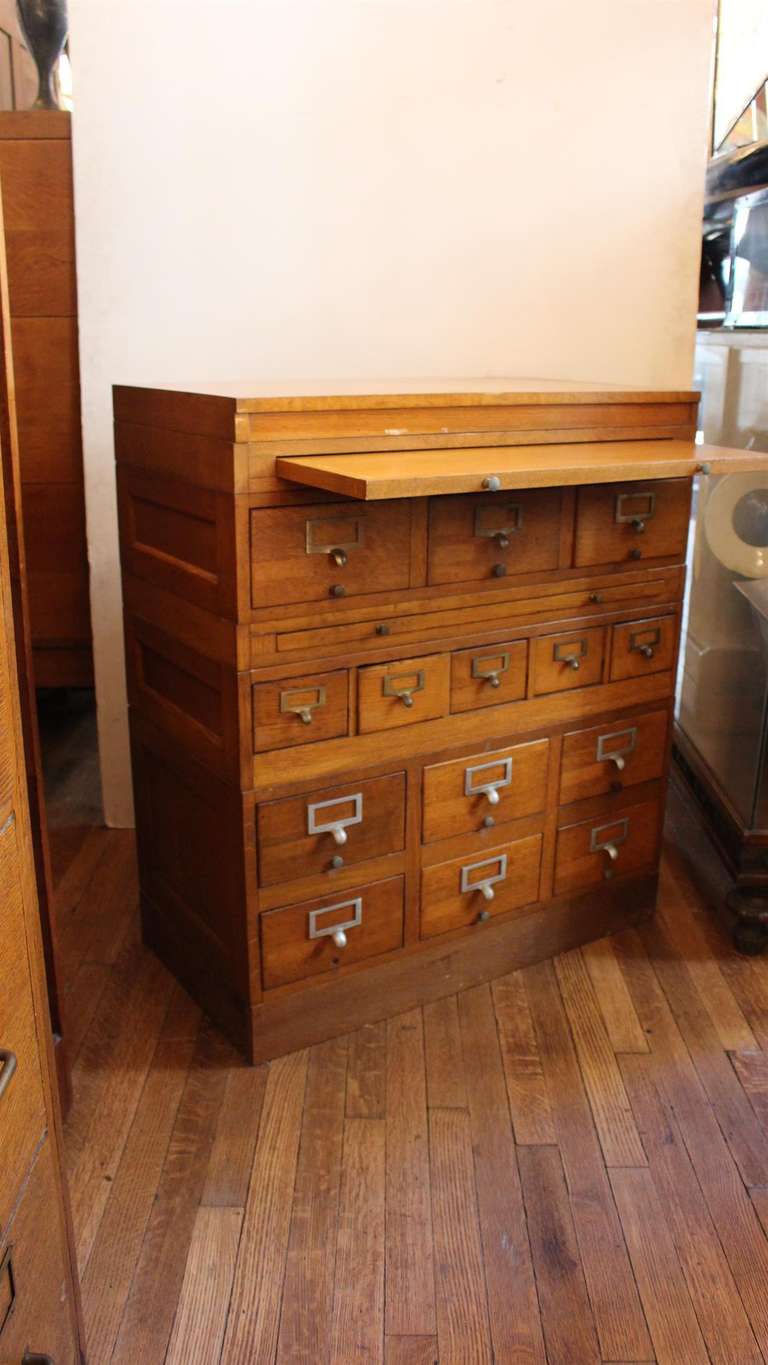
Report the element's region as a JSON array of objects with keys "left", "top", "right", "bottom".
[
  {"left": 522, "top": 959, "right": 653, "bottom": 1363},
  {"left": 276, "top": 1036, "right": 348, "bottom": 1364},
  {"left": 110, "top": 1022, "right": 232, "bottom": 1365},
  {"left": 429, "top": 1107, "right": 493, "bottom": 1365},
  {"left": 165, "top": 1206, "right": 243, "bottom": 1365},
  {"left": 385, "top": 1337, "right": 439, "bottom": 1364},
  {"left": 385, "top": 1009, "right": 436, "bottom": 1337},
  {"left": 614, "top": 926, "right": 768, "bottom": 1356},
  {"left": 610, "top": 1166, "right": 709, "bottom": 1364},
  {"left": 658, "top": 868, "right": 758, "bottom": 1051},
  {"left": 621, "top": 1052, "right": 763, "bottom": 1365},
  {"left": 518, "top": 1145, "right": 600, "bottom": 1365},
  {"left": 330, "top": 1117, "right": 386, "bottom": 1364},
  {"left": 492, "top": 970, "right": 556, "bottom": 1144},
  {"left": 581, "top": 935, "right": 649, "bottom": 1053},
  {"left": 346, "top": 1019, "right": 387, "bottom": 1118},
  {"left": 729, "top": 1050, "right": 768, "bottom": 1133},
  {"left": 202, "top": 1063, "right": 267, "bottom": 1208},
  {"left": 67, "top": 946, "right": 175, "bottom": 1270},
  {"left": 554, "top": 947, "right": 646, "bottom": 1168},
  {"left": 80, "top": 1037, "right": 195, "bottom": 1365},
  {"left": 220, "top": 1048, "right": 309, "bottom": 1364},
  {"left": 52, "top": 823, "right": 110, "bottom": 923},
  {"left": 57, "top": 828, "right": 139, "bottom": 977},
  {"left": 639, "top": 915, "right": 768, "bottom": 1186},
  {"left": 457, "top": 984, "right": 546, "bottom": 1364},
  {"left": 423, "top": 995, "right": 467, "bottom": 1109},
  {"left": 160, "top": 981, "right": 204, "bottom": 1042}
]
